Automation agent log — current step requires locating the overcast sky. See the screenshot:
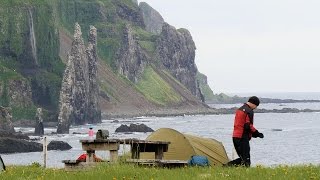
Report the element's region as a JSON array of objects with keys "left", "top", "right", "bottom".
[{"left": 139, "top": 0, "right": 320, "bottom": 94}]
